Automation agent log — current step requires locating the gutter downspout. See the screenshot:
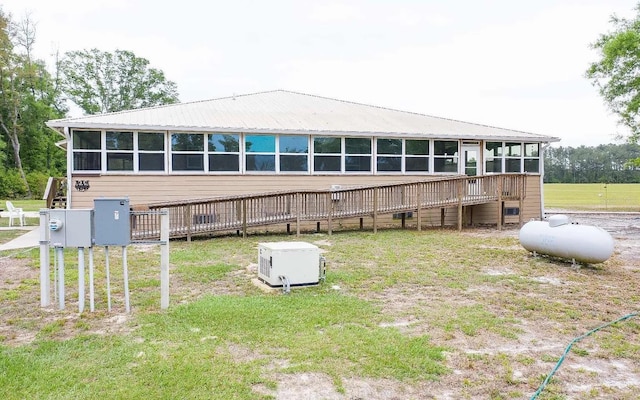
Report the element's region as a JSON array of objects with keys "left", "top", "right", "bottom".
[
  {"left": 65, "top": 126, "right": 72, "bottom": 209},
  {"left": 539, "top": 142, "right": 552, "bottom": 219}
]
